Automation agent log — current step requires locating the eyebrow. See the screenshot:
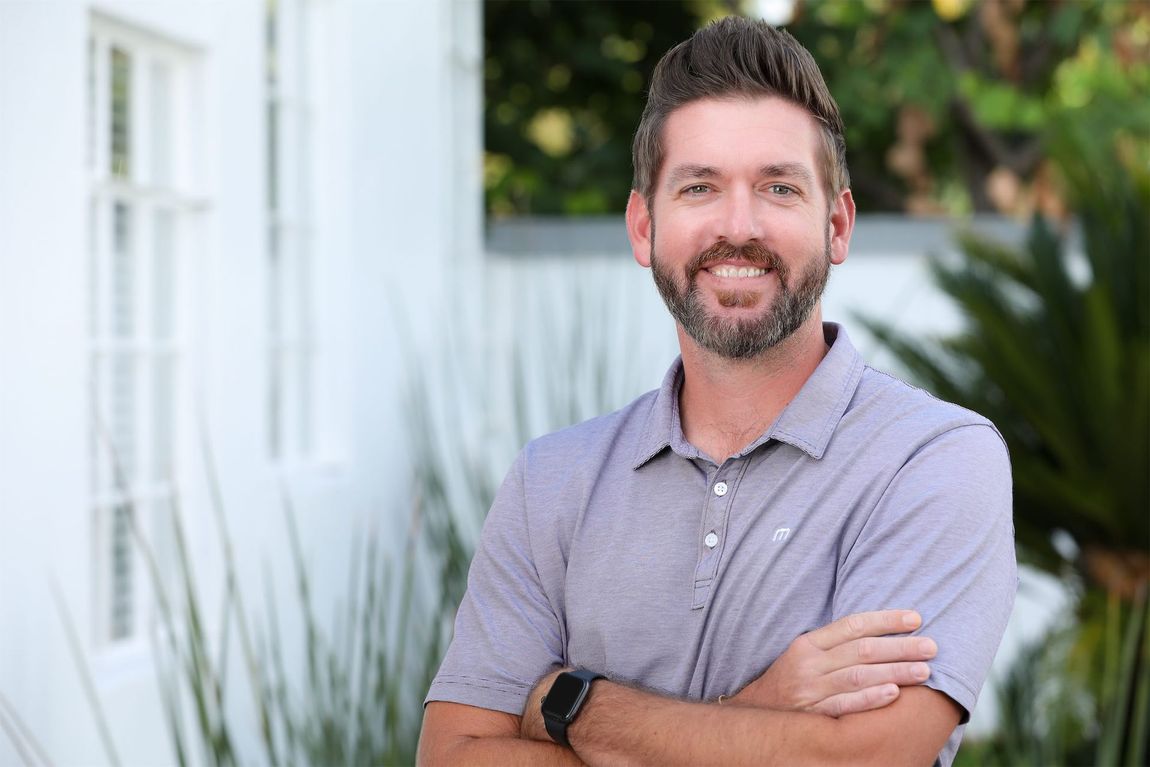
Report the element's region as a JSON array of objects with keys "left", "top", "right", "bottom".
[
  {"left": 664, "top": 164, "right": 720, "bottom": 190},
  {"left": 664, "top": 162, "right": 816, "bottom": 190},
  {"left": 759, "top": 163, "right": 815, "bottom": 185}
]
